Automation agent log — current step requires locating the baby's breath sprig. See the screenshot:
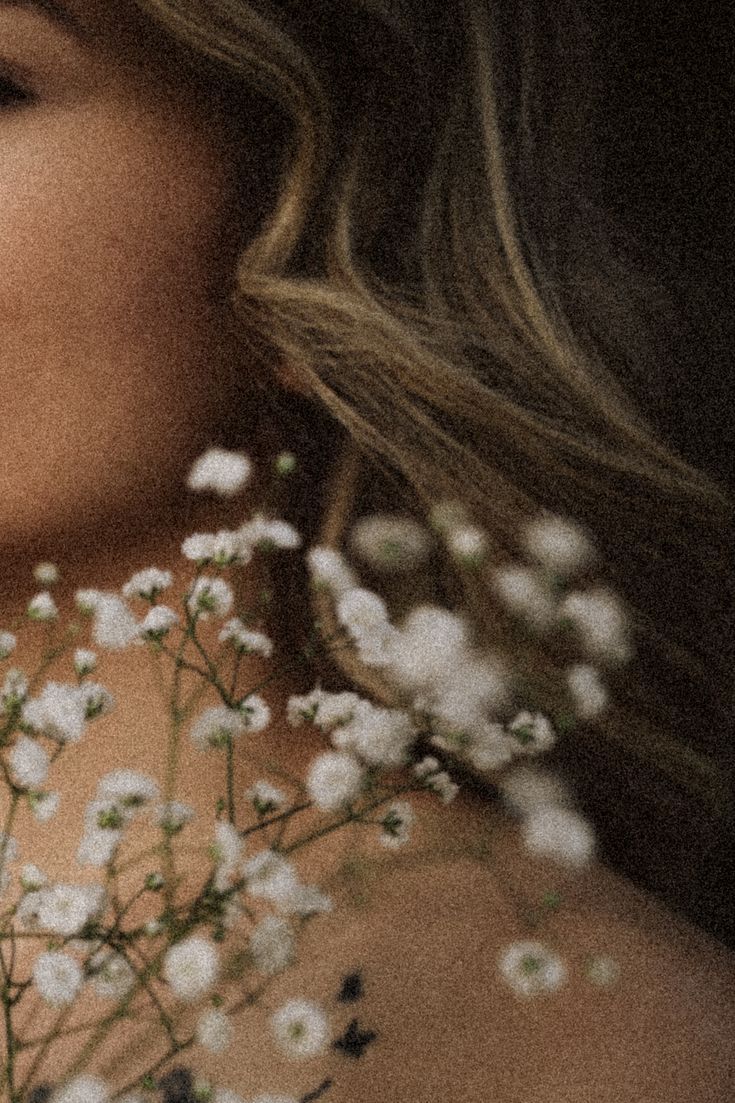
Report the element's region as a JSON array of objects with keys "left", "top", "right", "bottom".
[{"left": 0, "top": 447, "right": 636, "bottom": 1103}]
